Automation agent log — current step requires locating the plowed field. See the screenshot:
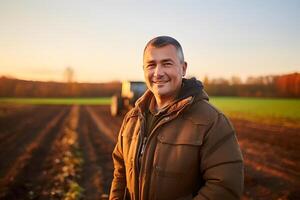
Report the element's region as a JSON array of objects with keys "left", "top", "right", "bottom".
[{"left": 0, "top": 105, "right": 299, "bottom": 199}]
